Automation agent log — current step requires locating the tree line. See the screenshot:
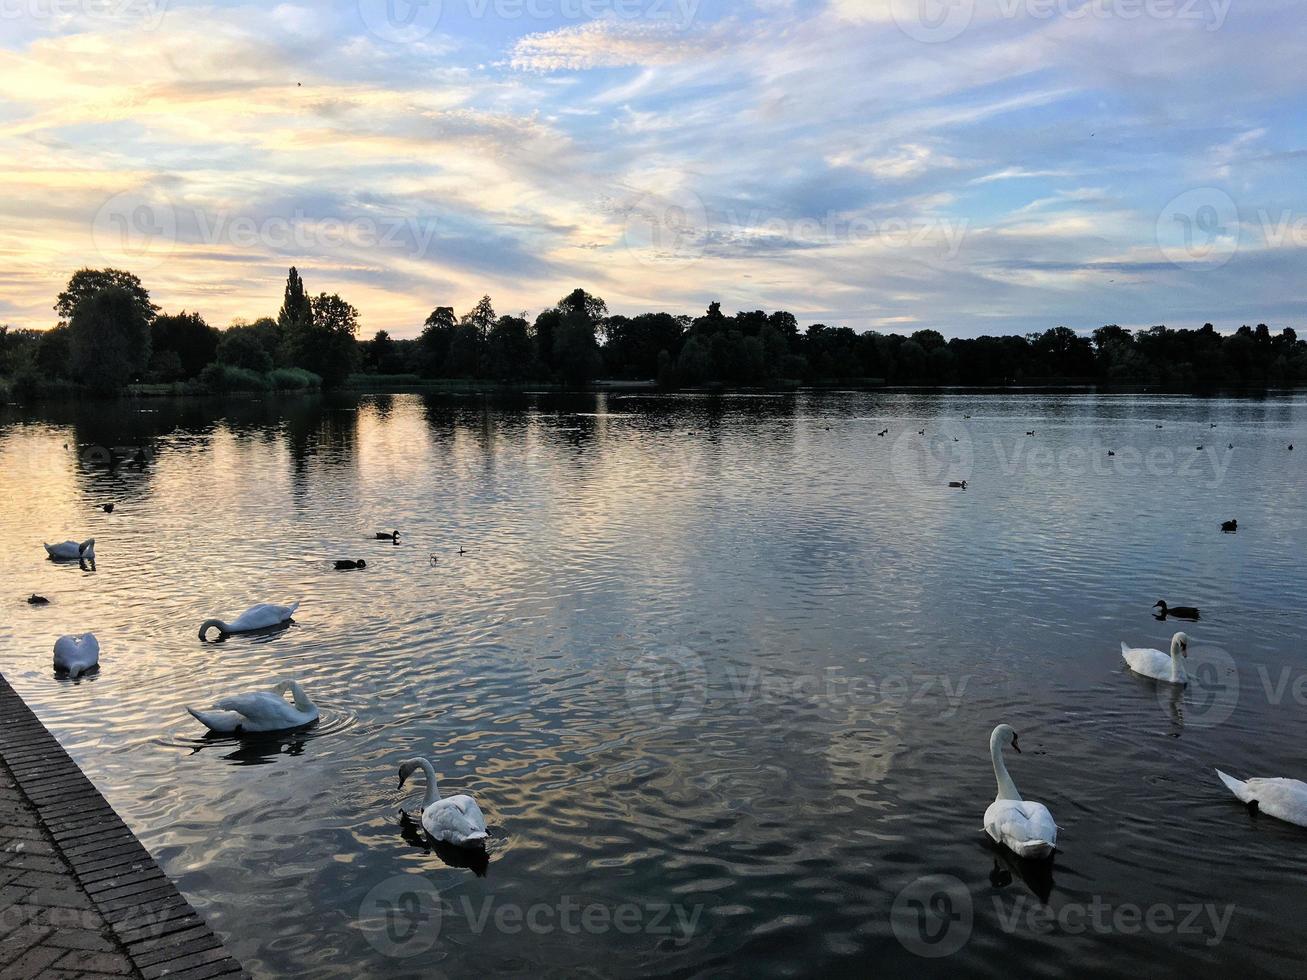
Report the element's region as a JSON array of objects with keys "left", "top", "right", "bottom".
[{"left": 1, "top": 265, "right": 1305, "bottom": 397}]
